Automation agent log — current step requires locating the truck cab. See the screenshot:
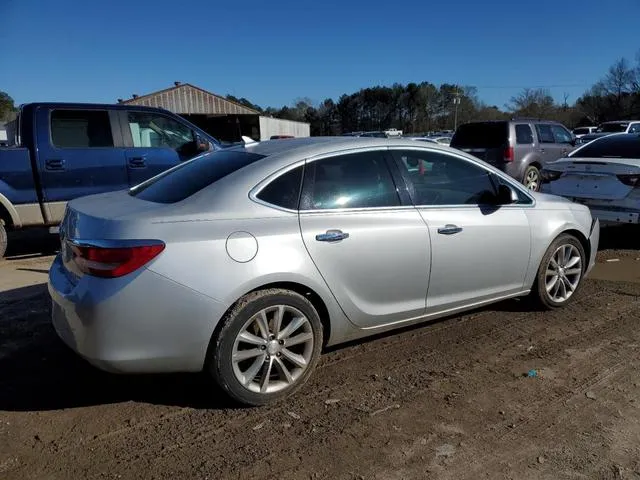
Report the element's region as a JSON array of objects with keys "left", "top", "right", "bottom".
[{"left": 0, "top": 102, "right": 221, "bottom": 257}]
